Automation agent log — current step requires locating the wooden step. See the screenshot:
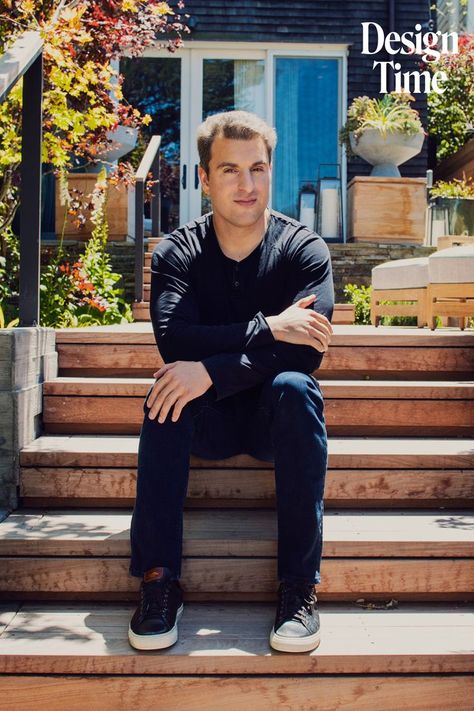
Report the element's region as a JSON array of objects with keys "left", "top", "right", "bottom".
[
  {"left": 41, "top": 377, "right": 474, "bottom": 436},
  {"left": 21, "top": 435, "right": 474, "bottom": 469},
  {"left": 0, "top": 557, "right": 472, "bottom": 601},
  {"left": 0, "top": 509, "right": 473, "bottom": 600},
  {"left": 19, "top": 463, "right": 474, "bottom": 509},
  {"left": 132, "top": 300, "right": 356, "bottom": 323},
  {"left": 56, "top": 340, "right": 474, "bottom": 379},
  {"left": 0, "top": 601, "right": 472, "bottom": 676},
  {"left": 1, "top": 509, "right": 472, "bottom": 558},
  {"left": 19, "top": 436, "right": 474, "bottom": 508},
  {"left": 146, "top": 236, "right": 163, "bottom": 251},
  {"left": 55, "top": 324, "right": 474, "bottom": 379},
  {"left": 3, "top": 675, "right": 473, "bottom": 711},
  {"left": 1, "top": 603, "right": 472, "bottom": 711}
]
